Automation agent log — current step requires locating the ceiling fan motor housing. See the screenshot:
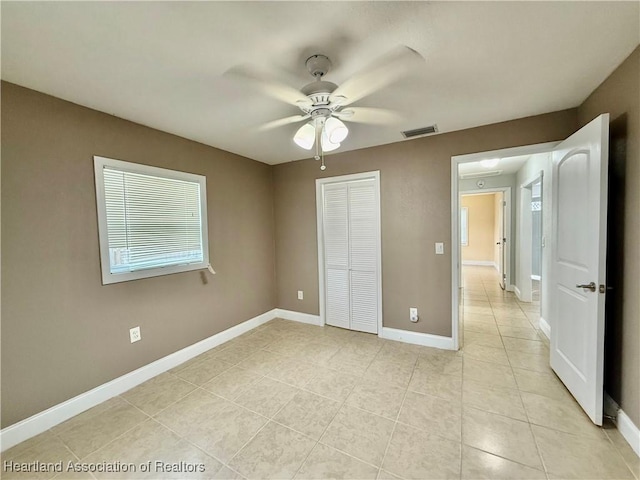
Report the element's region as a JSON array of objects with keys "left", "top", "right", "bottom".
[{"left": 301, "top": 80, "right": 337, "bottom": 103}]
